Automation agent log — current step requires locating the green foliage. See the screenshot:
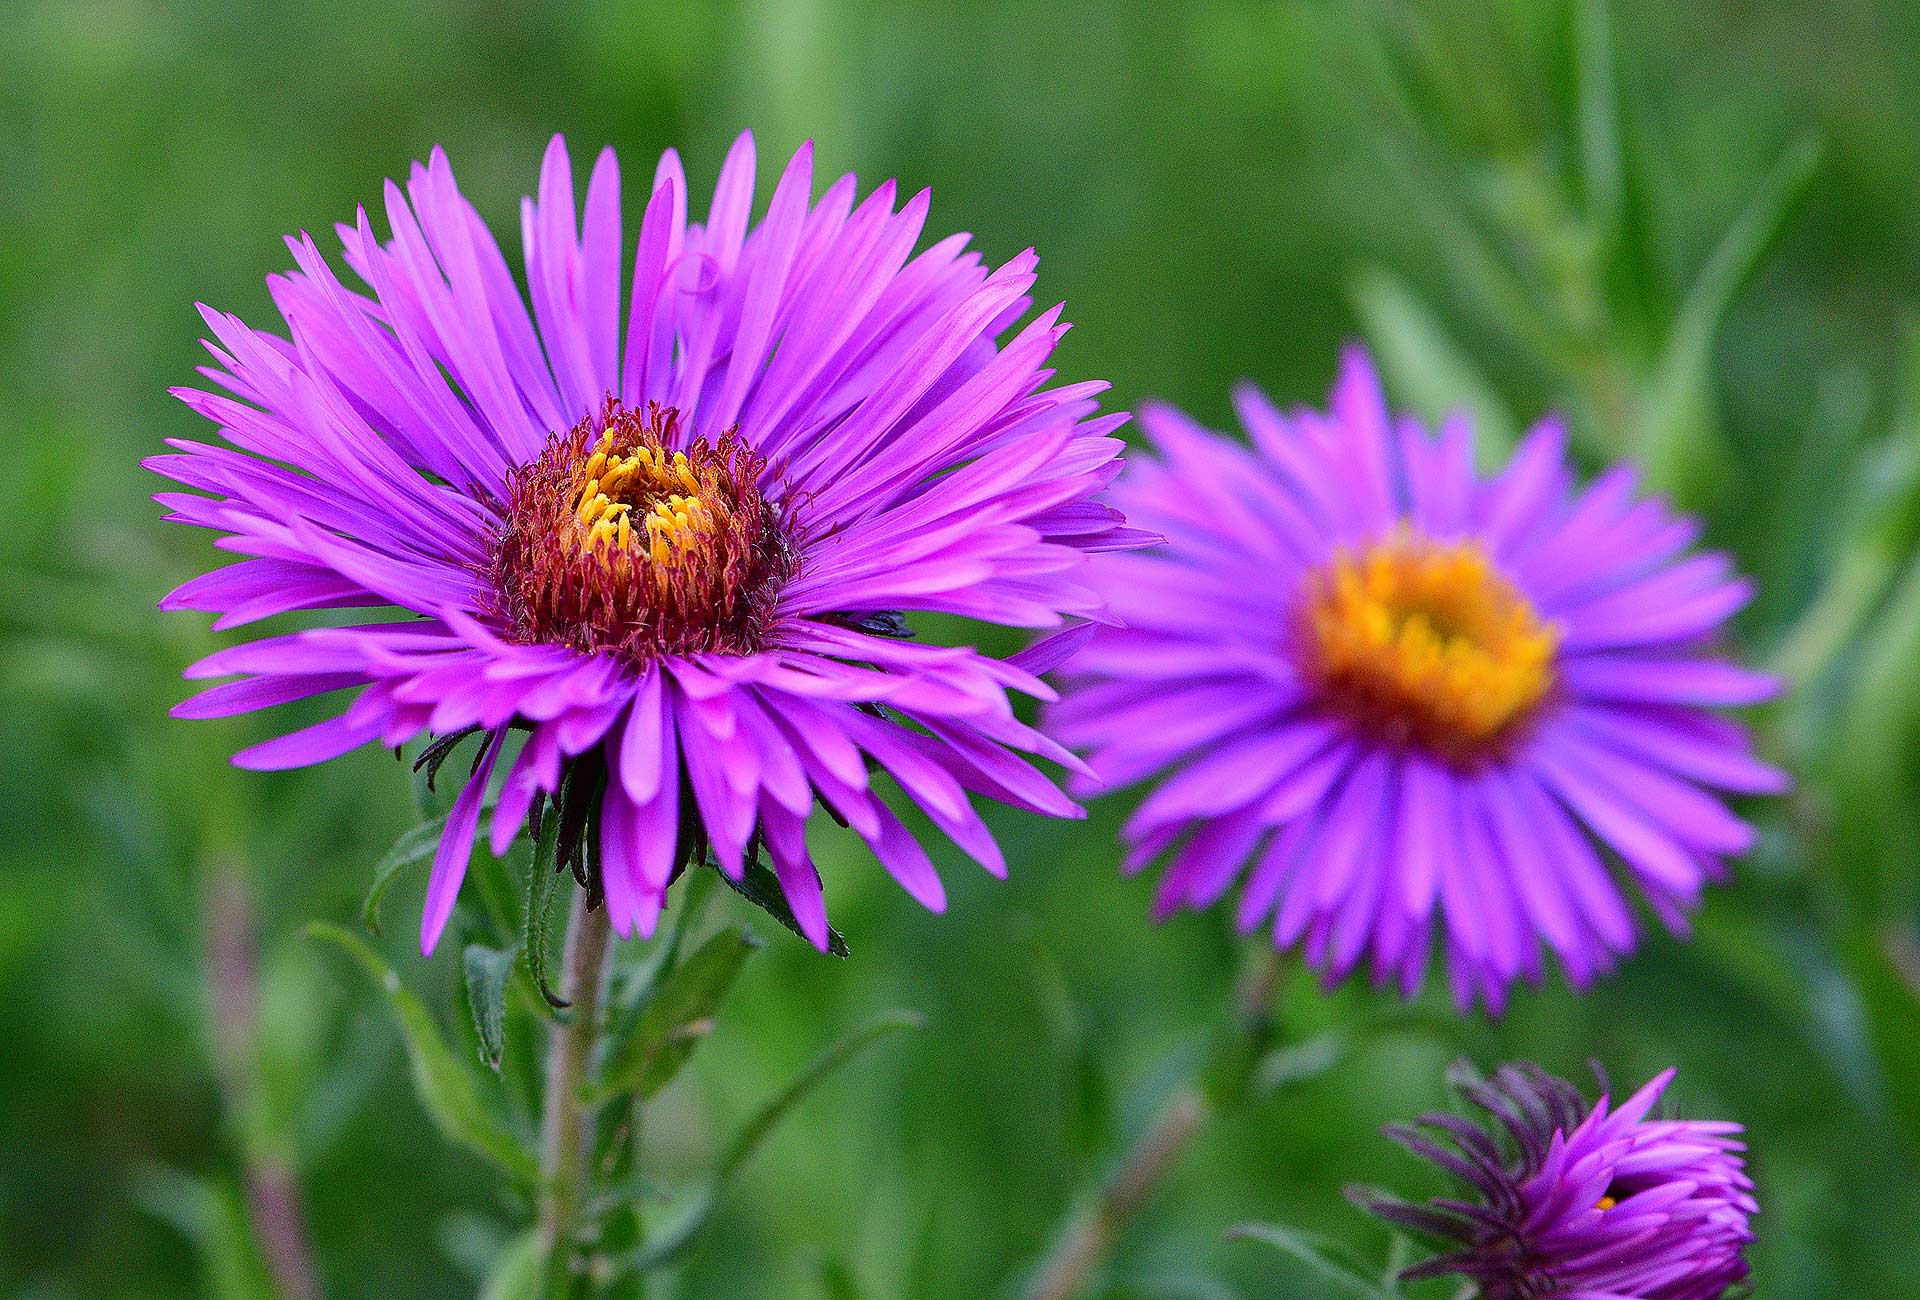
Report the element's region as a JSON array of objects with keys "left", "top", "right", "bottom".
[
  {"left": 307, "top": 924, "right": 538, "bottom": 1185},
  {"left": 362, "top": 811, "right": 454, "bottom": 938},
  {"left": 595, "top": 926, "right": 761, "bottom": 1103},
  {"left": 524, "top": 805, "right": 571, "bottom": 1010},
  {"left": 1352, "top": 268, "right": 1521, "bottom": 457},
  {"left": 1225, "top": 1222, "right": 1396, "bottom": 1300},
  {"left": 478, "top": 1231, "right": 544, "bottom": 1300},
  {"left": 718, "top": 854, "right": 851, "bottom": 956},
  {"left": 130, "top": 1167, "right": 277, "bottom": 1300},
  {"left": 464, "top": 943, "right": 516, "bottom": 1071},
  {"left": 626, "top": 1010, "right": 926, "bottom": 1272}
]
